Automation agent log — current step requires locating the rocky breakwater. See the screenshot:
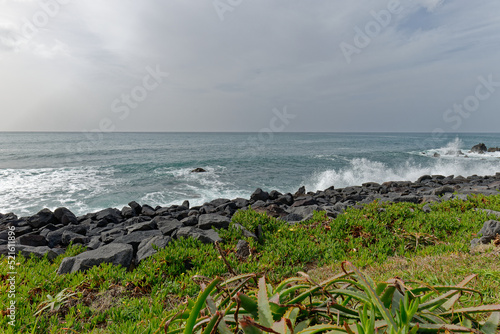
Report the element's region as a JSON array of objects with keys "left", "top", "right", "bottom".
[{"left": 1, "top": 172, "right": 500, "bottom": 274}]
